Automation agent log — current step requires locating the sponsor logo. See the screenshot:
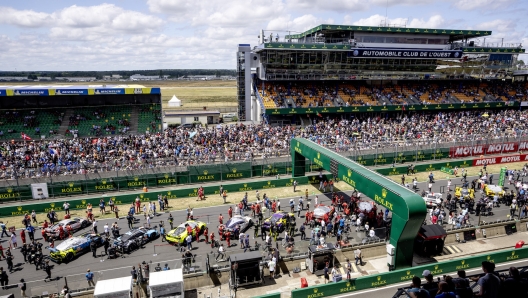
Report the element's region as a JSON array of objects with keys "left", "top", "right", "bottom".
[
  {"left": 401, "top": 270, "right": 414, "bottom": 281},
  {"left": 263, "top": 180, "right": 276, "bottom": 189},
  {"left": 340, "top": 281, "right": 356, "bottom": 292},
  {"left": 507, "top": 251, "right": 519, "bottom": 261},
  {"left": 157, "top": 178, "right": 176, "bottom": 184},
  {"left": 128, "top": 181, "right": 145, "bottom": 187},
  {"left": 348, "top": 169, "right": 352, "bottom": 177},
  {"left": 342, "top": 175, "right": 356, "bottom": 188},
  {"left": 486, "top": 255, "right": 494, "bottom": 263},
  {"left": 371, "top": 275, "right": 387, "bottom": 287},
  {"left": 62, "top": 187, "right": 82, "bottom": 193},
  {"left": 308, "top": 288, "right": 324, "bottom": 298},
  {"left": 456, "top": 260, "right": 469, "bottom": 270},
  {"left": 451, "top": 142, "right": 518, "bottom": 157},
  {"left": 374, "top": 190, "right": 394, "bottom": 211}
]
